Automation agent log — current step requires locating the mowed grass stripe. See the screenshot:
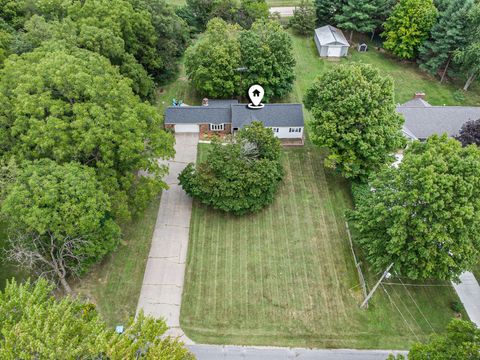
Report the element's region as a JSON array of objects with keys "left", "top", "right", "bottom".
[{"left": 181, "top": 144, "right": 464, "bottom": 348}]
